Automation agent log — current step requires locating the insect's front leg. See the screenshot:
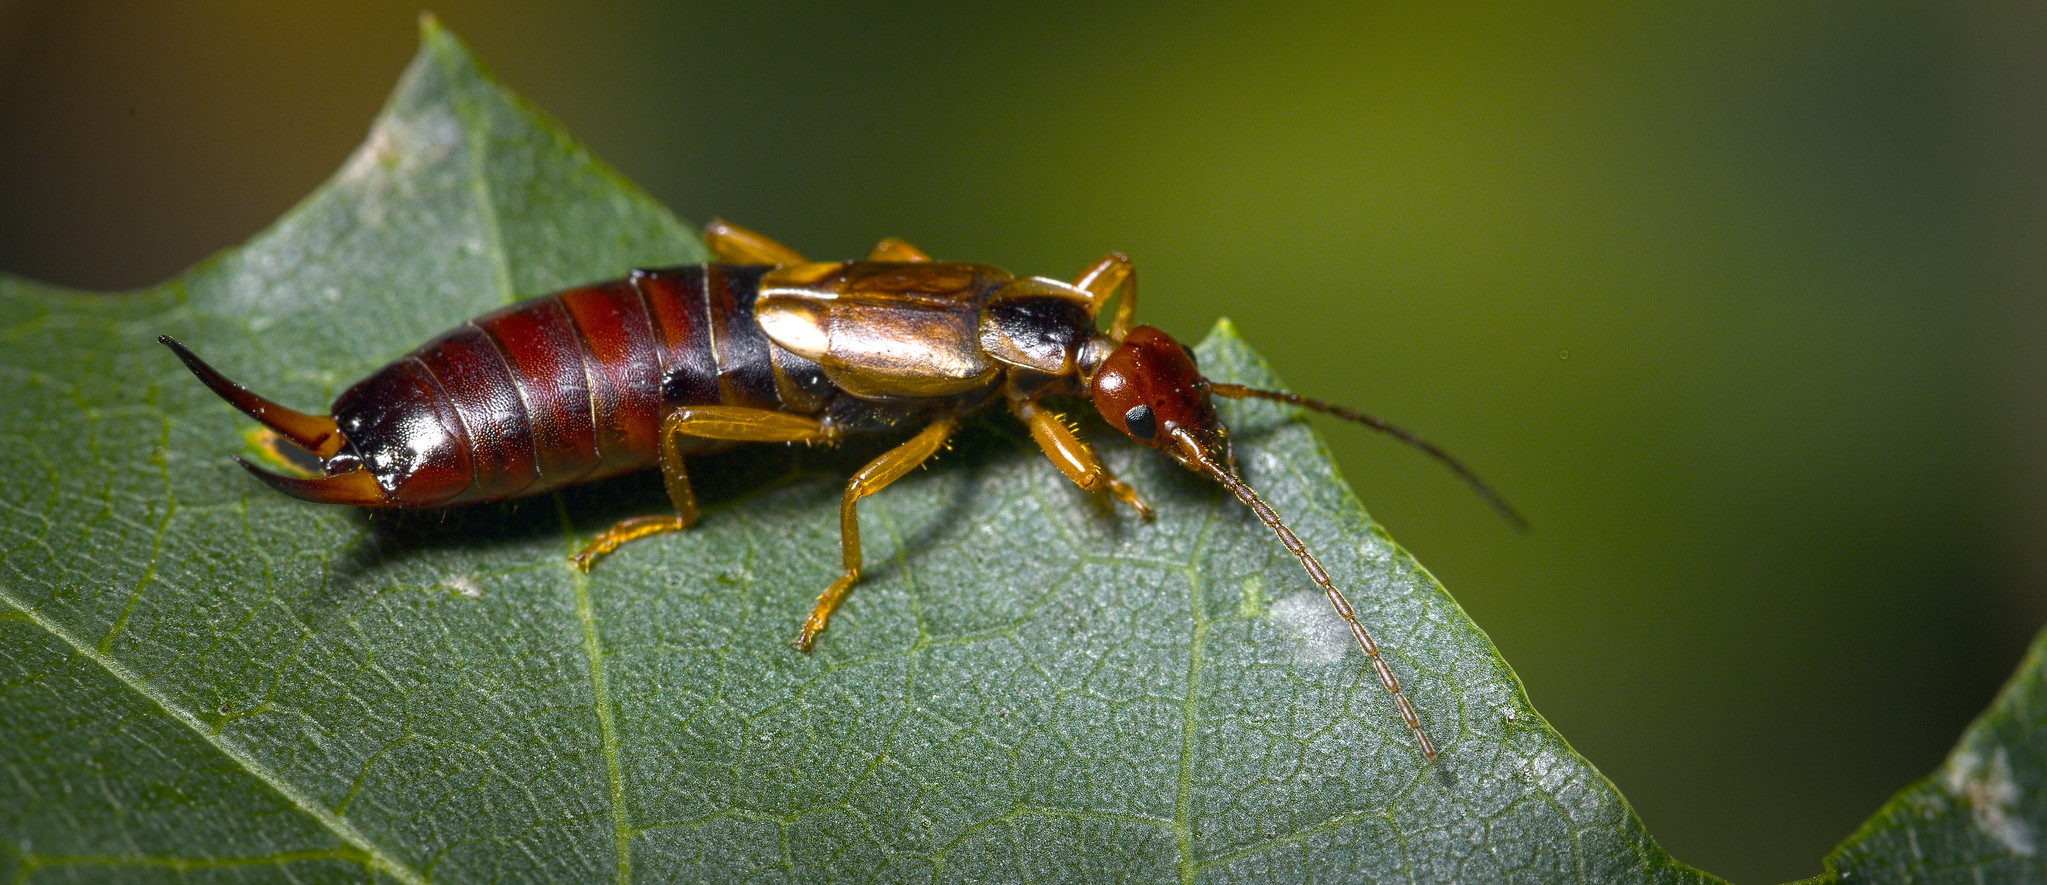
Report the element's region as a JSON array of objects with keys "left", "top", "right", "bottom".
[
  {"left": 1009, "top": 396, "right": 1153, "bottom": 520},
  {"left": 573, "top": 406, "right": 838, "bottom": 570},
  {"left": 798, "top": 413, "right": 960, "bottom": 652},
  {"left": 1072, "top": 252, "right": 1137, "bottom": 341}
]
